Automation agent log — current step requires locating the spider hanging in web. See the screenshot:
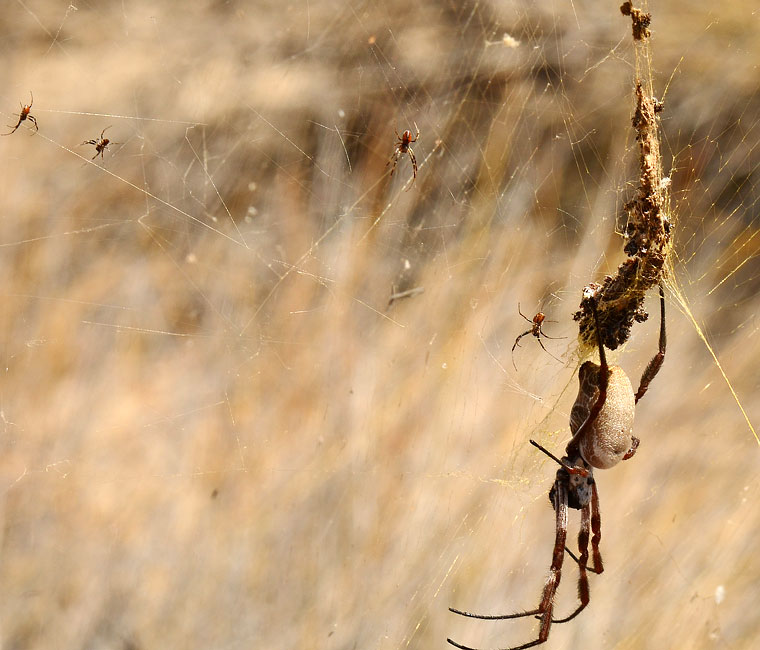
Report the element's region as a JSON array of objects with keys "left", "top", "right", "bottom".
[
  {"left": 386, "top": 123, "right": 419, "bottom": 188},
  {"left": 2, "top": 91, "right": 38, "bottom": 135},
  {"left": 448, "top": 283, "right": 666, "bottom": 650},
  {"left": 81, "top": 126, "right": 118, "bottom": 160},
  {"left": 511, "top": 305, "right": 565, "bottom": 369}
]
